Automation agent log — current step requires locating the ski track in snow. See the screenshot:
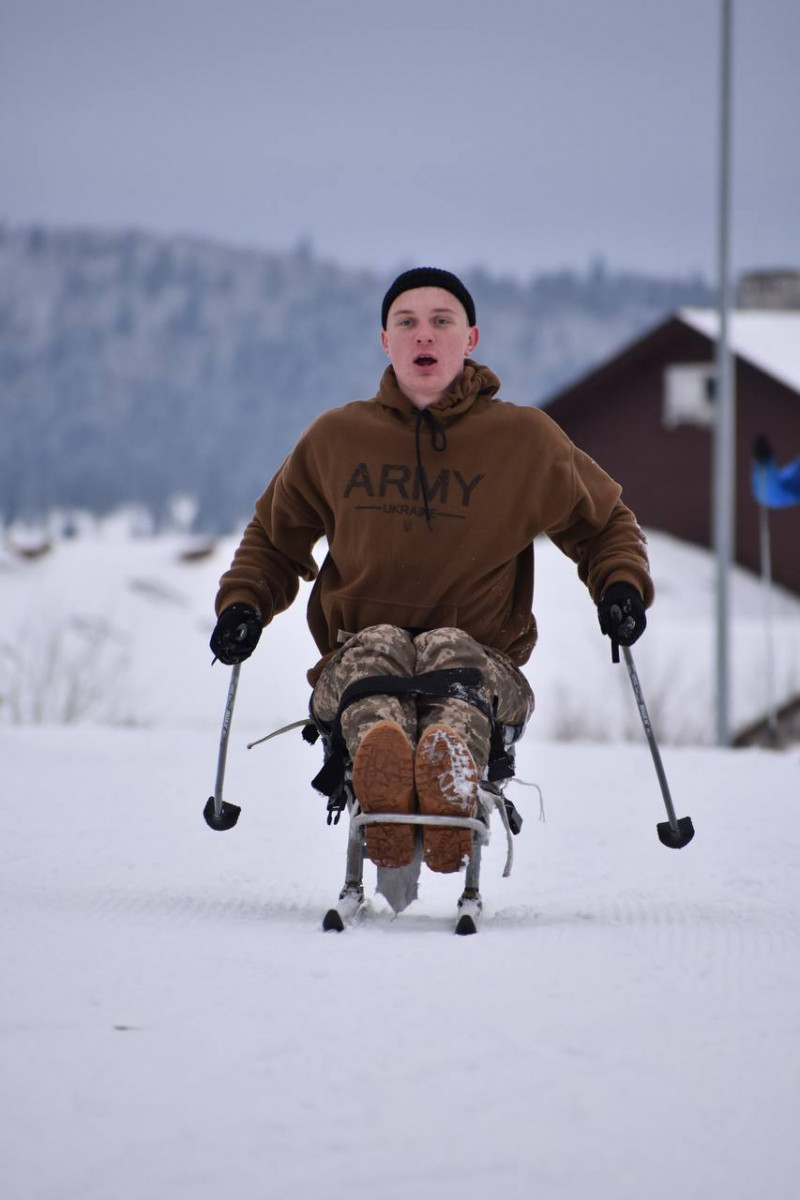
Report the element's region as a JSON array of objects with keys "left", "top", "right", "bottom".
[
  {"left": 4, "top": 724, "right": 800, "bottom": 1200},
  {"left": 2, "top": 531, "right": 800, "bottom": 1199}
]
